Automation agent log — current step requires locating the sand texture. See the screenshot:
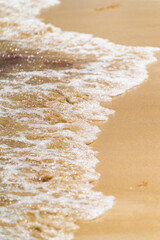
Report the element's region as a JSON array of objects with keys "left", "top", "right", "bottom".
[
  {"left": 40, "top": 0, "right": 160, "bottom": 239},
  {"left": 74, "top": 54, "right": 160, "bottom": 240}
]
